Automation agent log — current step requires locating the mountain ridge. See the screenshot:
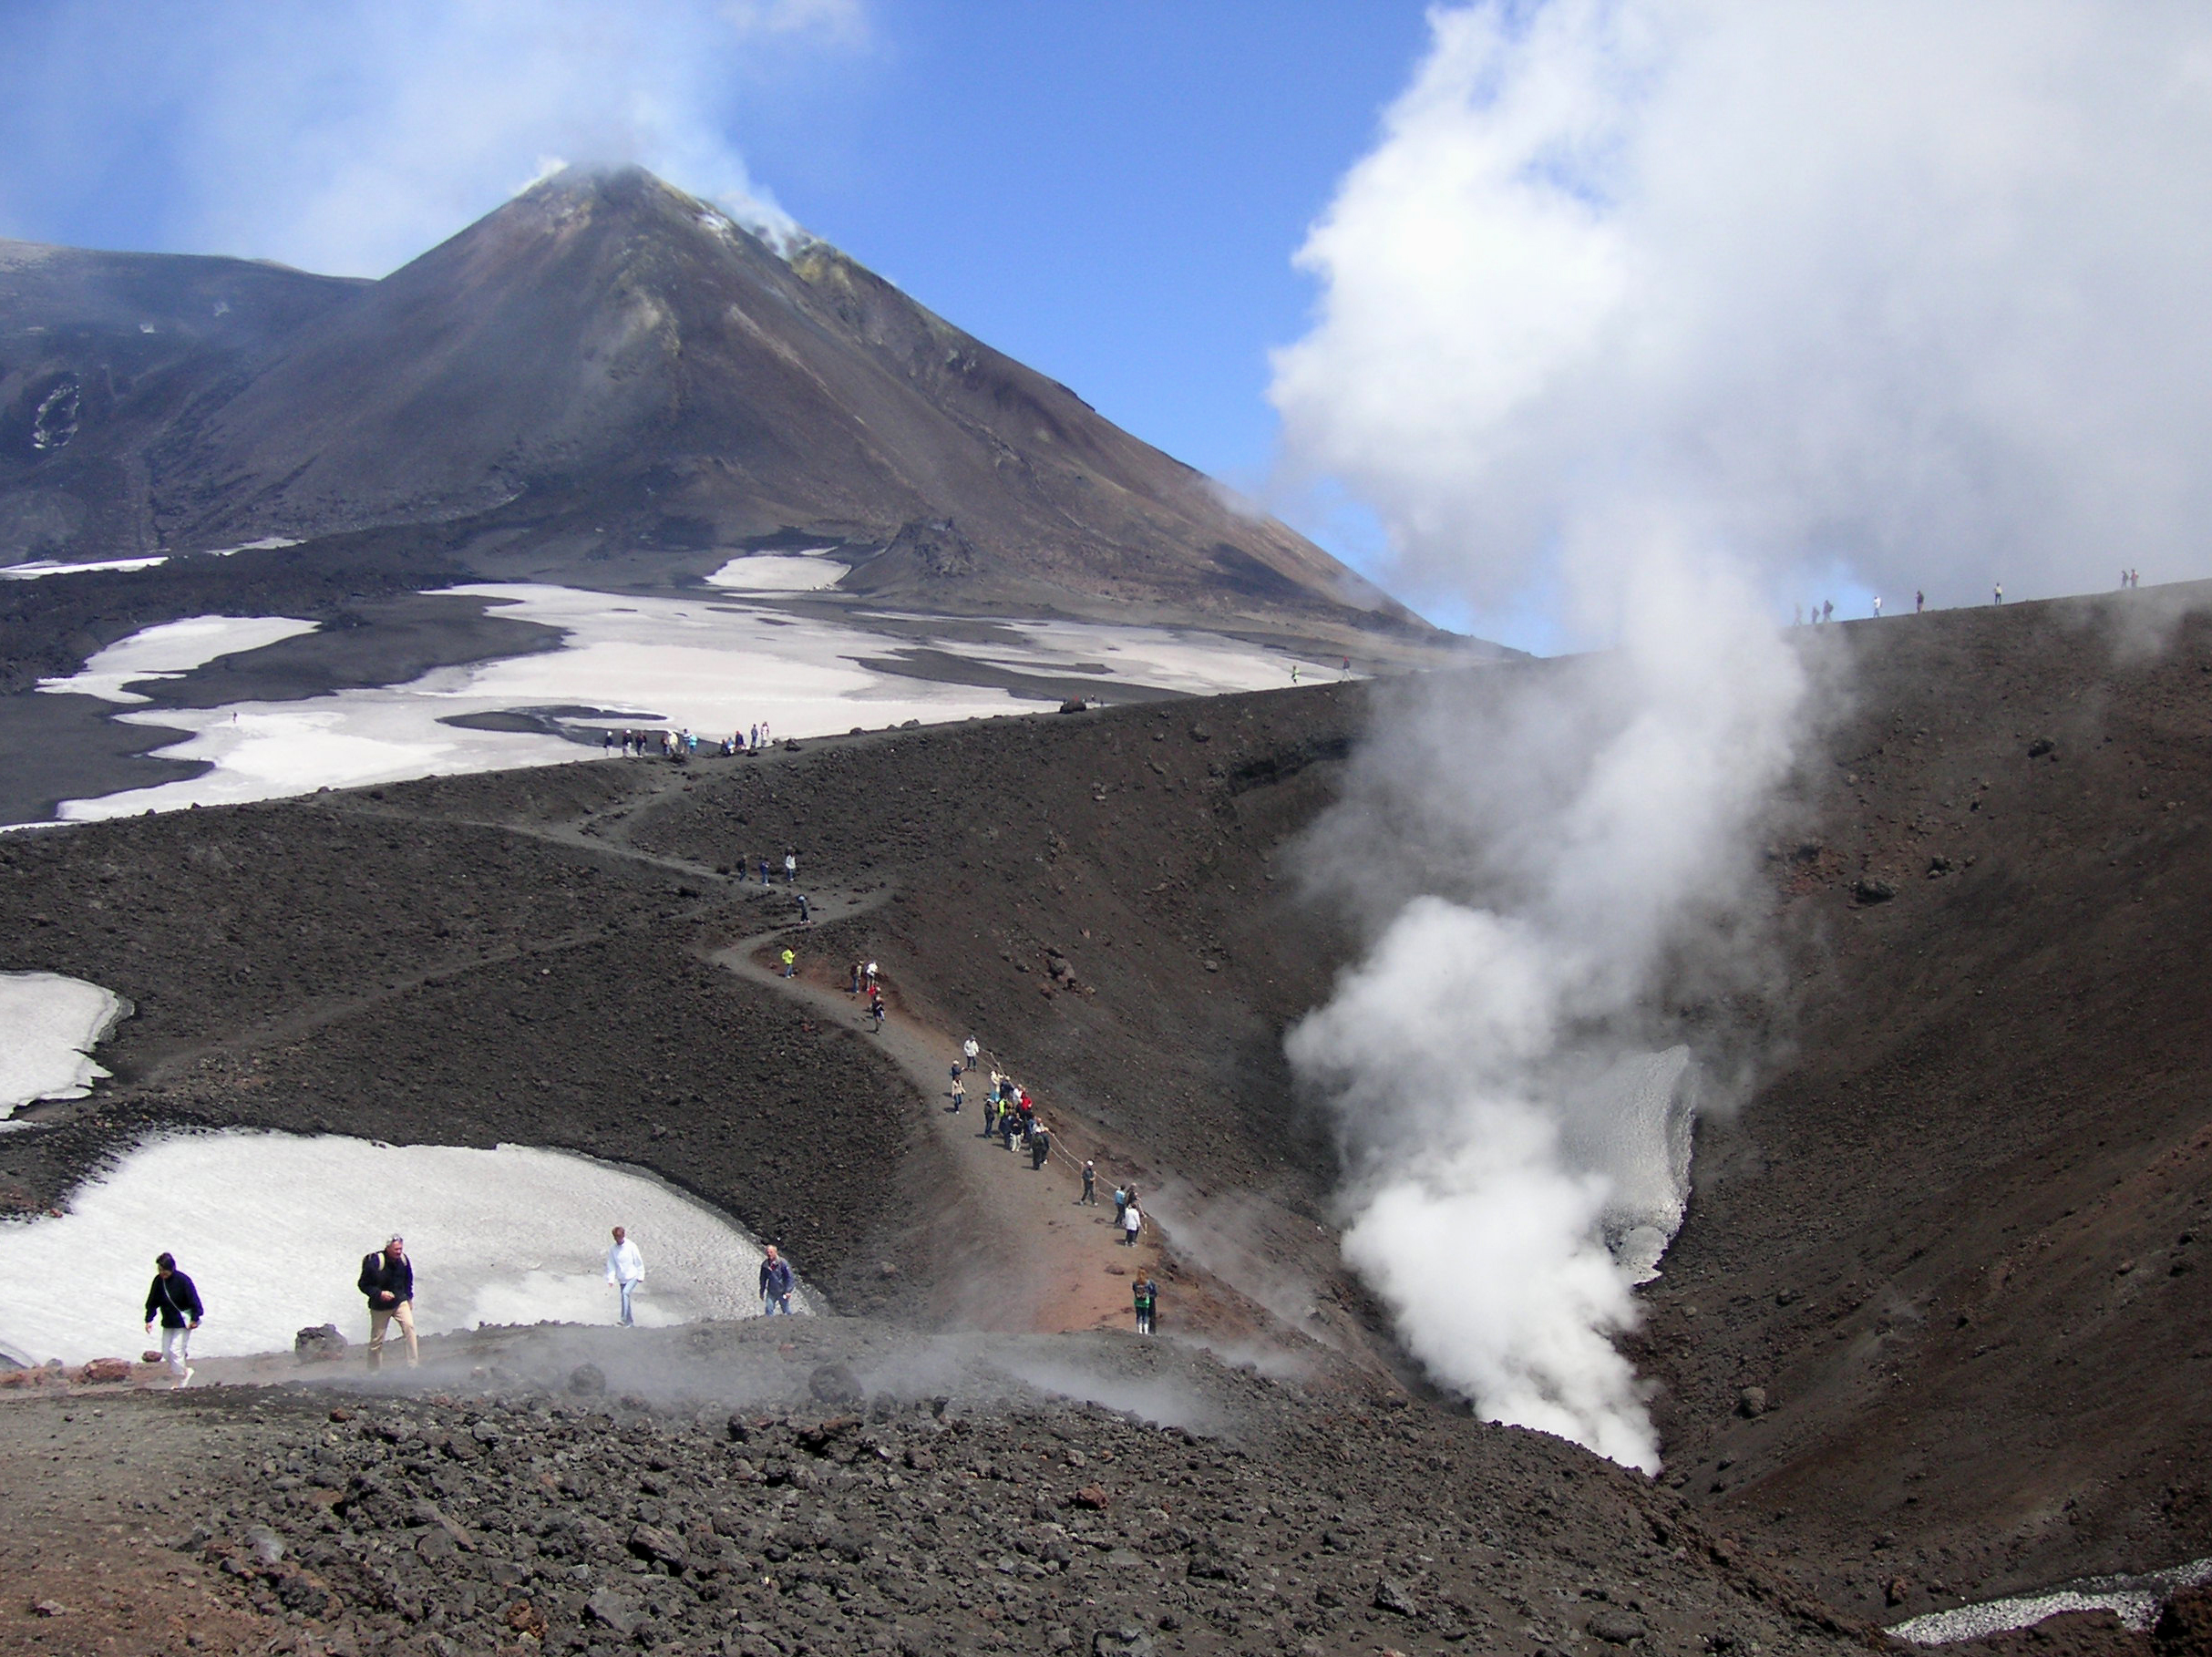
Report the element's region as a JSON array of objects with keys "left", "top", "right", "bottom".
[{"left": 1, "top": 167, "right": 1455, "bottom": 652}]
